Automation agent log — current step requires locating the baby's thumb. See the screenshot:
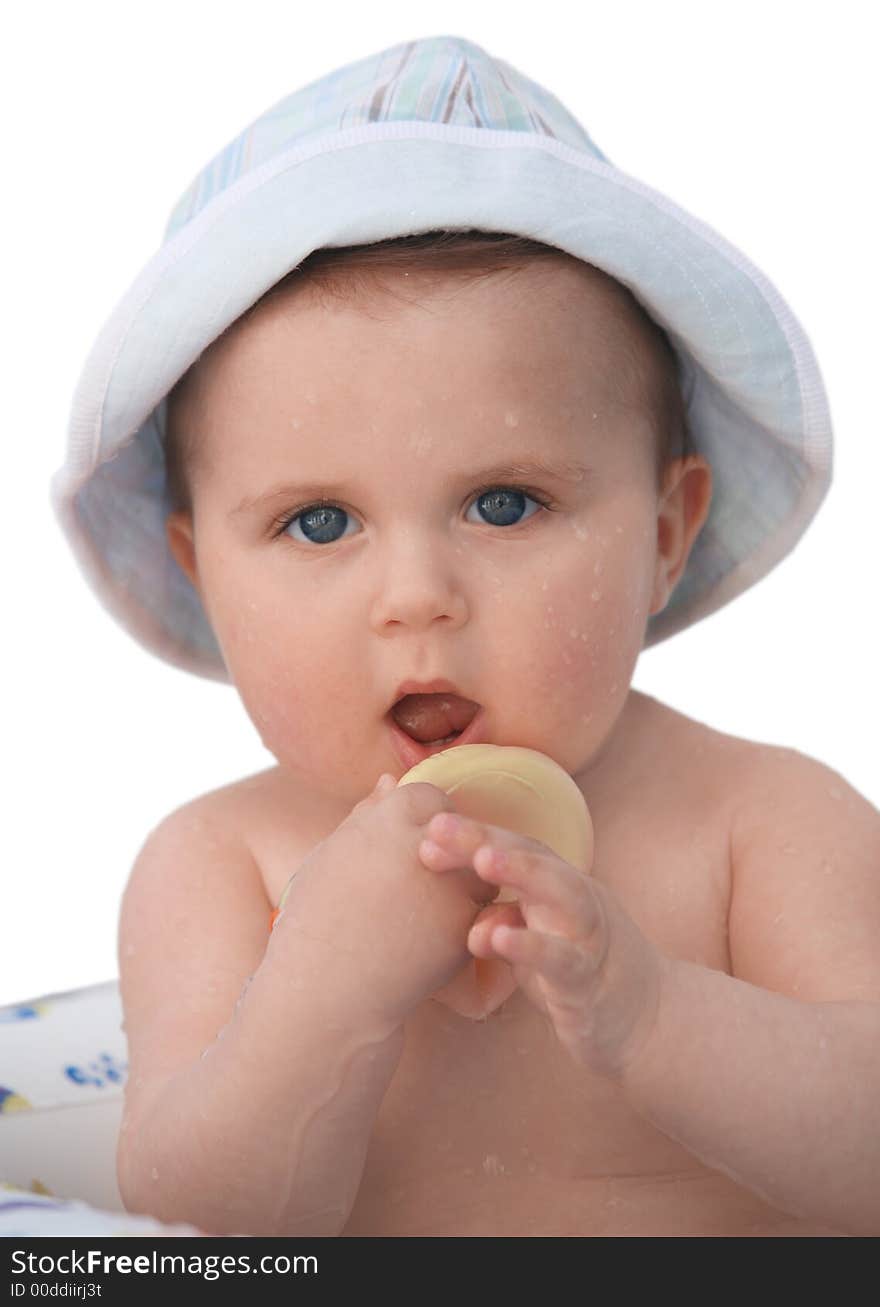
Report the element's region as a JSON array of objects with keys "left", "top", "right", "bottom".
[
  {"left": 354, "top": 773, "right": 395, "bottom": 814},
  {"left": 371, "top": 772, "right": 398, "bottom": 799}
]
